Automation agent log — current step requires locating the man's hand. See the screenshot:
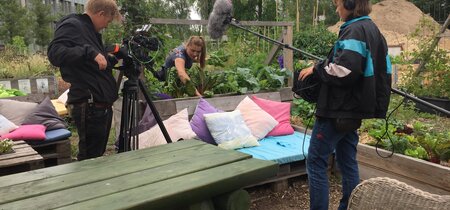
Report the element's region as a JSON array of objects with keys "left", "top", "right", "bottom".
[
  {"left": 94, "top": 53, "right": 107, "bottom": 70},
  {"left": 299, "top": 66, "right": 314, "bottom": 81}
]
